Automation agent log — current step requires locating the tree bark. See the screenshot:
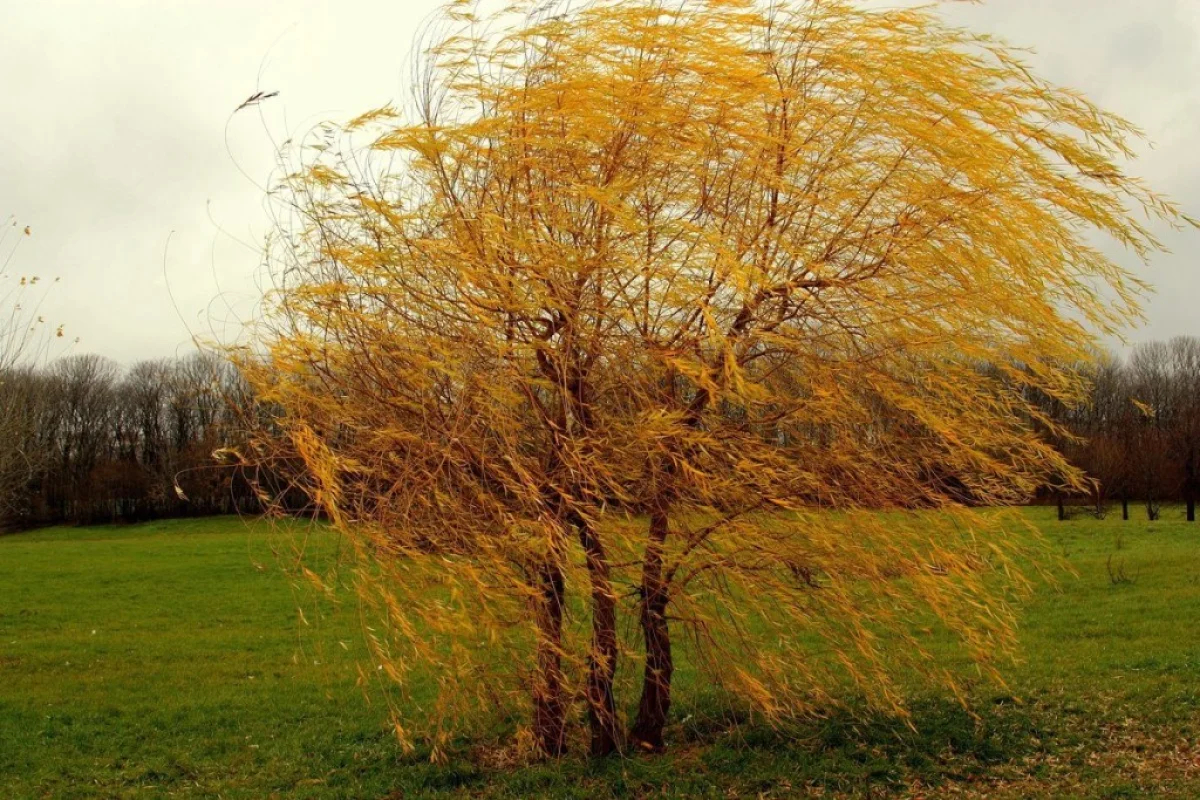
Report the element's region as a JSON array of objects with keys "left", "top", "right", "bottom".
[
  {"left": 576, "top": 517, "right": 621, "bottom": 756},
  {"left": 1057, "top": 493, "right": 1065, "bottom": 521},
  {"left": 532, "top": 558, "right": 567, "bottom": 757},
  {"left": 1188, "top": 495, "right": 1195, "bottom": 522},
  {"left": 1122, "top": 497, "right": 1129, "bottom": 521},
  {"left": 631, "top": 508, "right": 673, "bottom": 753}
]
